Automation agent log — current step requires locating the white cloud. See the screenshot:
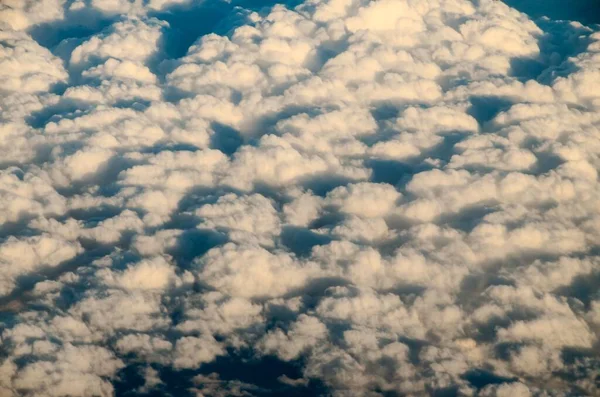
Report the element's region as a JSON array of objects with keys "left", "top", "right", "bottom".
[
  {"left": 70, "top": 18, "right": 166, "bottom": 69},
  {"left": 1, "top": 0, "right": 599, "bottom": 395},
  {"left": 115, "top": 334, "right": 173, "bottom": 364},
  {"left": 68, "top": 289, "right": 170, "bottom": 334},
  {"left": 98, "top": 256, "right": 191, "bottom": 291},
  {"left": 325, "top": 182, "right": 401, "bottom": 218},
  {"left": 259, "top": 314, "right": 328, "bottom": 360},
  {"left": 223, "top": 134, "right": 369, "bottom": 191},
  {"left": 5, "top": 344, "right": 123, "bottom": 397},
  {"left": 195, "top": 193, "right": 281, "bottom": 244},
  {"left": 282, "top": 190, "right": 323, "bottom": 226},
  {"left": 197, "top": 243, "right": 316, "bottom": 298},
  {"left": 480, "top": 382, "right": 531, "bottom": 397},
  {"left": 0, "top": 29, "right": 67, "bottom": 93},
  {"left": 0, "top": 0, "right": 65, "bottom": 30},
  {"left": 176, "top": 293, "right": 263, "bottom": 337},
  {"left": 172, "top": 335, "right": 224, "bottom": 369},
  {"left": 0, "top": 234, "right": 81, "bottom": 296},
  {"left": 0, "top": 169, "right": 67, "bottom": 225}
]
